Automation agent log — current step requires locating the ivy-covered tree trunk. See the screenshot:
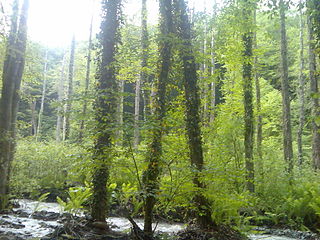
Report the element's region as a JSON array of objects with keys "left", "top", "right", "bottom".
[
  {"left": 254, "top": 10, "right": 263, "bottom": 169},
  {"left": 91, "top": 0, "right": 121, "bottom": 222},
  {"left": 297, "top": 4, "right": 306, "bottom": 166},
  {"left": 307, "top": 2, "right": 320, "bottom": 170},
  {"left": 174, "top": 0, "right": 218, "bottom": 230},
  {"left": 279, "top": 0, "right": 293, "bottom": 173},
  {"left": 0, "top": 0, "right": 29, "bottom": 209},
  {"left": 143, "top": 0, "right": 173, "bottom": 235},
  {"left": 65, "top": 35, "right": 75, "bottom": 140},
  {"left": 79, "top": 16, "right": 93, "bottom": 142},
  {"left": 242, "top": 0, "right": 255, "bottom": 193}
]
